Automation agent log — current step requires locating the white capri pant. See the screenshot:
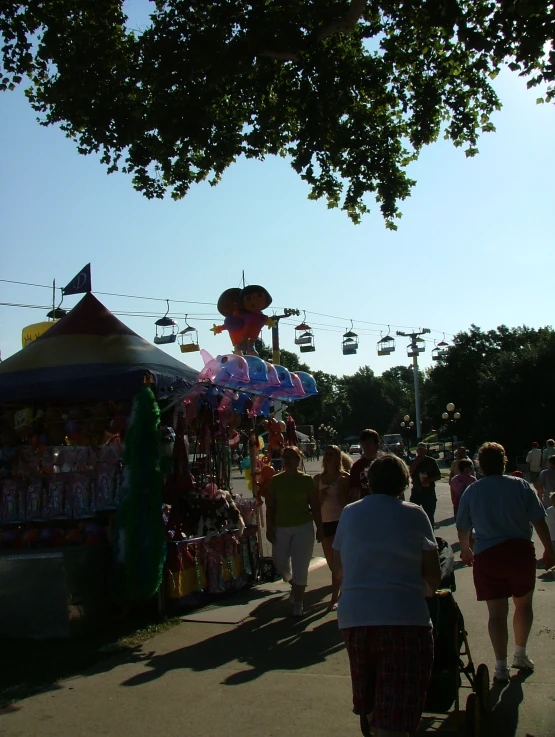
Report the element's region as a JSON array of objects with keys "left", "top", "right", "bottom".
[{"left": 272, "top": 522, "right": 315, "bottom": 587}]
